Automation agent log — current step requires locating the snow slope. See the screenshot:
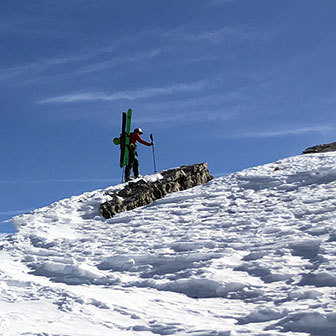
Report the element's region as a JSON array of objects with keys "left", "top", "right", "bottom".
[{"left": 1, "top": 153, "right": 336, "bottom": 336}]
